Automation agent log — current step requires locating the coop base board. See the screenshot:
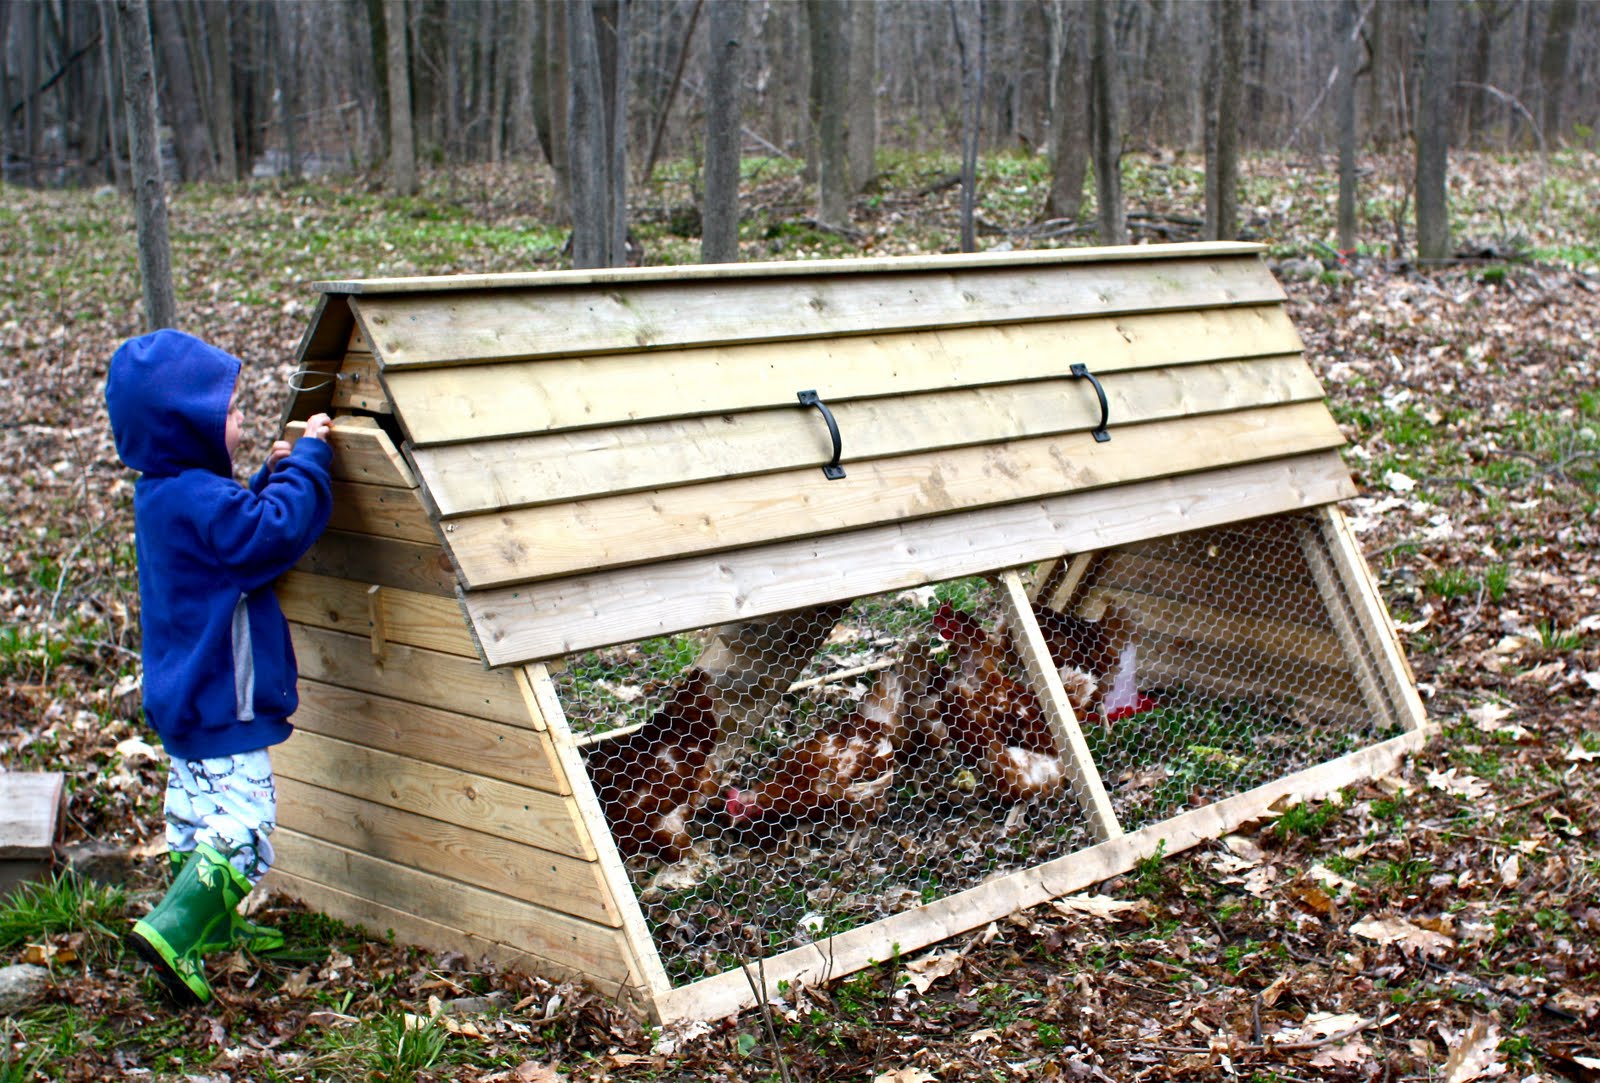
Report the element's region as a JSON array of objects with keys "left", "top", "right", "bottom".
[
  {"left": 262, "top": 868, "right": 654, "bottom": 1019},
  {"left": 654, "top": 726, "right": 1433, "bottom": 1024}
]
